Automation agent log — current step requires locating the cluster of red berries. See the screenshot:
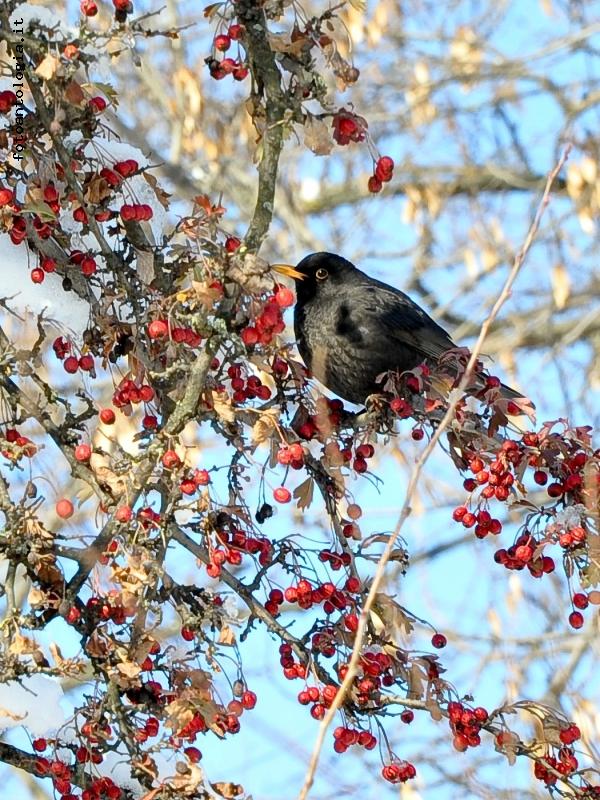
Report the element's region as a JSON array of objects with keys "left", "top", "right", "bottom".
[
  {"left": 1, "top": 427, "right": 36, "bottom": 460},
  {"left": 276, "top": 442, "right": 305, "bottom": 469},
  {"left": 80, "top": 717, "right": 113, "bottom": 746},
  {"left": 294, "top": 398, "right": 345, "bottom": 440},
  {"left": 279, "top": 642, "right": 307, "bottom": 680},
  {"left": 534, "top": 747, "right": 579, "bottom": 784},
  {"left": 179, "top": 468, "right": 210, "bottom": 496},
  {"left": 207, "top": 23, "right": 247, "bottom": 79},
  {"left": 214, "top": 24, "right": 244, "bottom": 52},
  {"left": 30, "top": 255, "right": 59, "bottom": 283},
  {"left": 333, "top": 725, "right": 377, "bottom": 753},
  {"left": 111, "top": 159, "right": 139, "bottom": 179},
  {"left": 447, "top": 701, "right": 488, "bottom": 751},
  {"left": 33, "top": 748, "right": 123, "bottom": 799},
  {"left": 297, "top": 682, "right": 339, "bottom": 720},
  {"left": 223, "top": 363, "right": 272, "bottom": 404},
  {"left": 9, "top": 210, "right": 53, "bottom": 244},
  {"left": 344, "top": 651, "right": 398, "bottom": 701},
  {"left": 70, "top": 249, "right": 99, "bottom": 276},
  {"left": 120, "top": 203, "right": 153, "bottom": 221},
  {"left": 211, "top": 523, "right": 273, "bottom": 575},
  {"left": 331, "top": 109, "right": 367, "bottom": 145},
  {"left": 463, "top": 444, "right": 520, "bottom": 503},
  {"left": 368, "top": 156, "right": 394, "bottom": 193},
  {"left": 112, "top": 378, "right": 154, "bottom": 409},
  {"left": 240, "top": 292, "right": 290, "bottom": 347},
  {"left": 453, "top": 506, "right": 503, "bottom": 538},
  {"left": 311, "top": 627, "right": 337, "bottom": 657},
  {"left": 567, "top": 592, "right": 591, "bottom": 629},
  {"left": 146, "top": 319, "right": 202, "bottom": 347},
  {"left": 283, "top": 579, "right": 355, "bottom": 620},
  {"left": 318, "top": 549, "right": 353, "bottom": 572},
  {"left": 85, "top": 592, "right": 133, "bottom": 626},
  {"left": 350, "top": 442, "right": 375, "bottom": 473},
  {"left": 381, "top": 761, "right": 417, "bottom": 784},
  {"left": 493, "top": 532, "right": 555, "bottom": 577},
  {"left": 52, "top": 337, "right": 95, "bottom": 375}
]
